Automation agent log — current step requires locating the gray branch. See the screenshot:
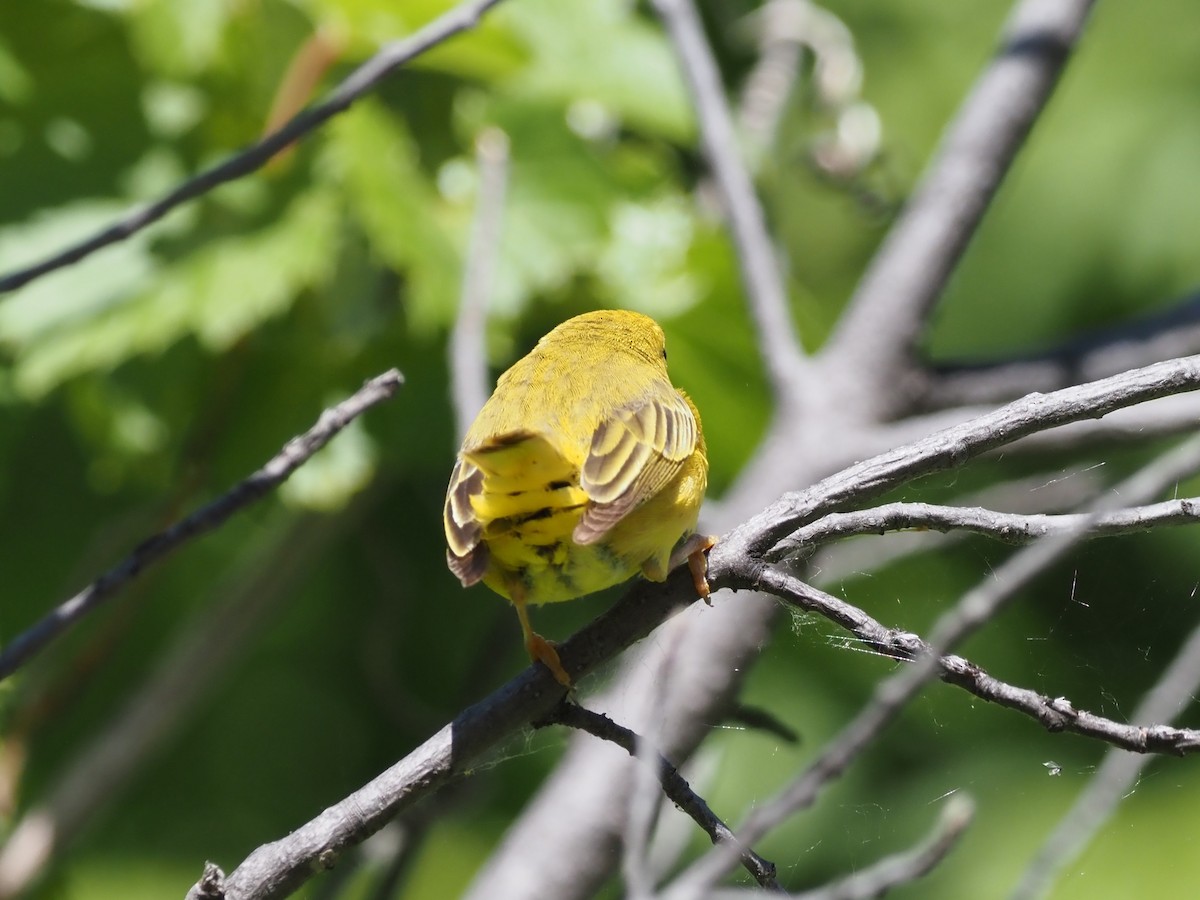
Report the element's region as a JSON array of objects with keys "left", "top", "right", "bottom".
[
  {"left": 771, "top": 496, "right": 1200, "bottom": 561},
  {"left": 720, "top": 354, "right": 1200, "bottom": 563},
  {"left": 0, "top": 370, "right": 404, "bottom": 682},
  {"left": 669, "top": 432, "right": 1200, "bottom": 895},
  {"left": 183, "top": 562, "right": 712, "bottom": 900},
  {"left": 188, "top": 365, "right": 1200, "bottom": 900},
  {"left": 0, "top": 0, "right": 509, "bottom": 294},
  {"left": 922, "top": 291, "right": 1200, "bottom": 409},
  {"left": 752, "top": 568, "right": 1200, "bottom": 755}
]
